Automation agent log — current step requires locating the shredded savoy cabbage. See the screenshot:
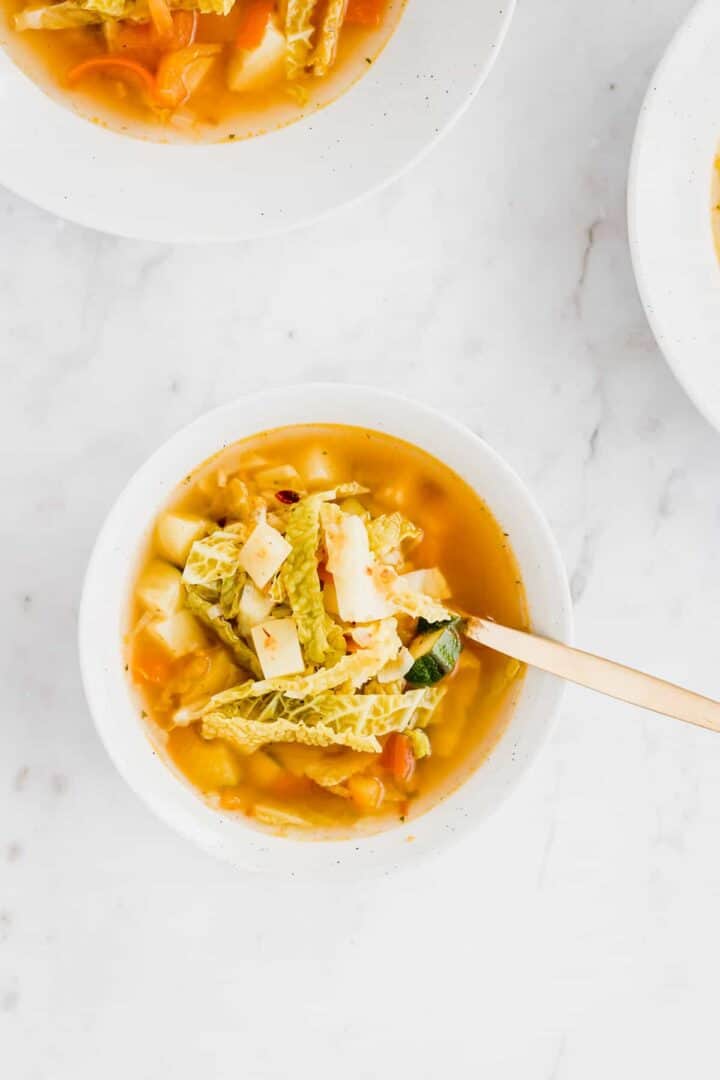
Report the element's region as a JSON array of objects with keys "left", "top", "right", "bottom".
[
  {"left": 133, "top": 449, "right": 475, "bottom": 825},
  {"left": 202, "top": 686, "right": 446, "bottom": 754},
  {"left": 15, "top": 0, "right": 233, "bottom": 29}
]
